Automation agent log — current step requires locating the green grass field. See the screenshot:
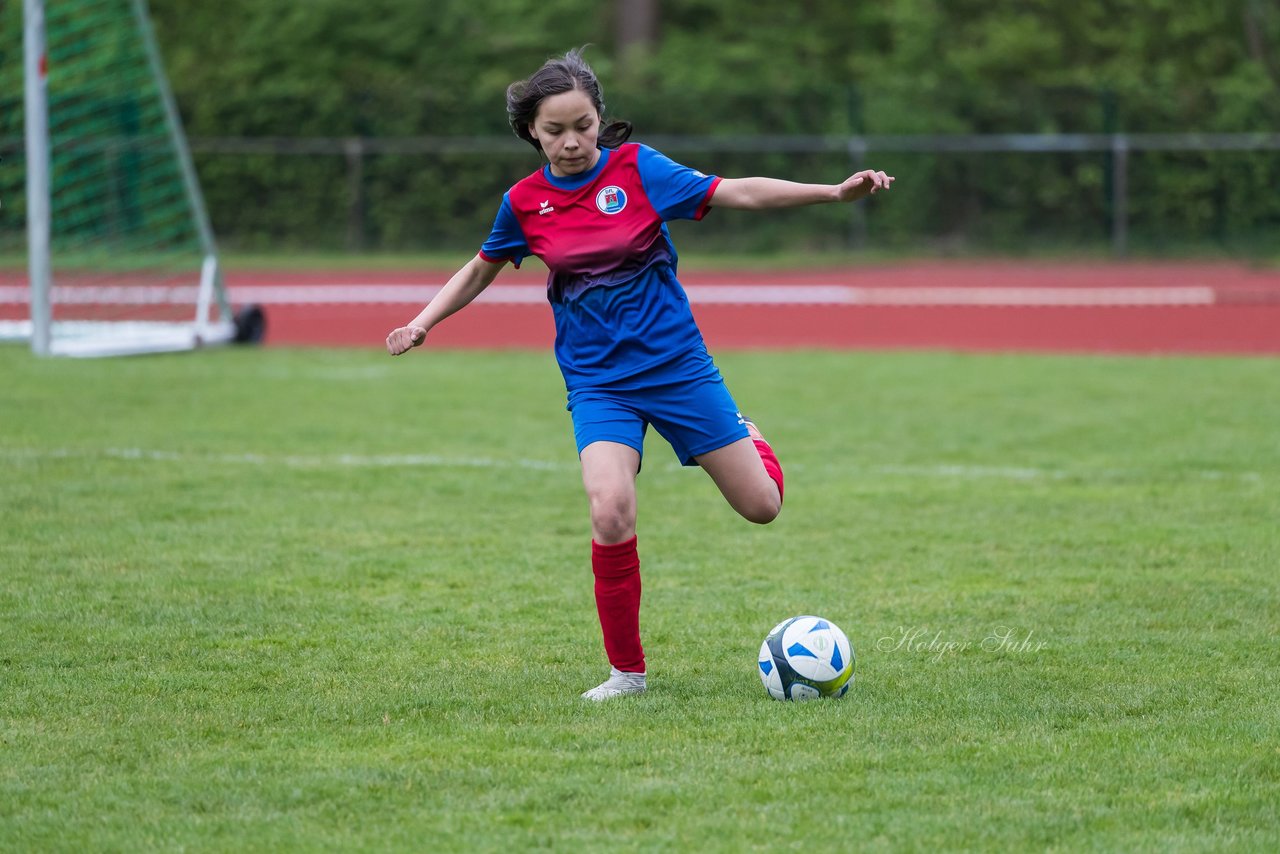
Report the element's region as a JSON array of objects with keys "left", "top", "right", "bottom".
[
  {"left": 5, "top": 245, "right": 1279, "bottom": 274},
  {"left": 2, "top": 344, "right": 1278, "bottom": 851}
]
